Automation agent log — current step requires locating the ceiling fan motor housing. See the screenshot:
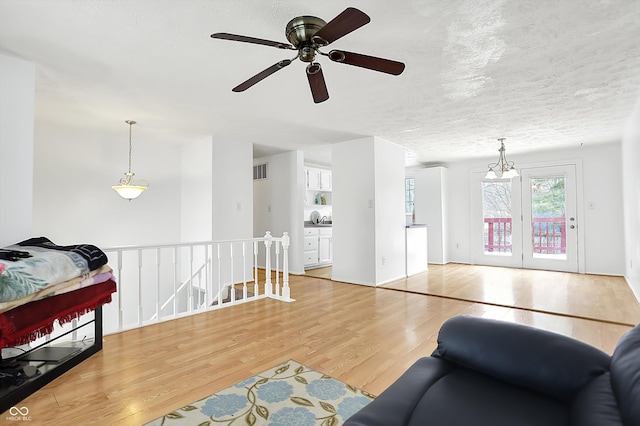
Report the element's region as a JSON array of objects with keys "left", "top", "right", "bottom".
[{"left": 285, "top": 16, "right": 327, "bottom": 48}]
